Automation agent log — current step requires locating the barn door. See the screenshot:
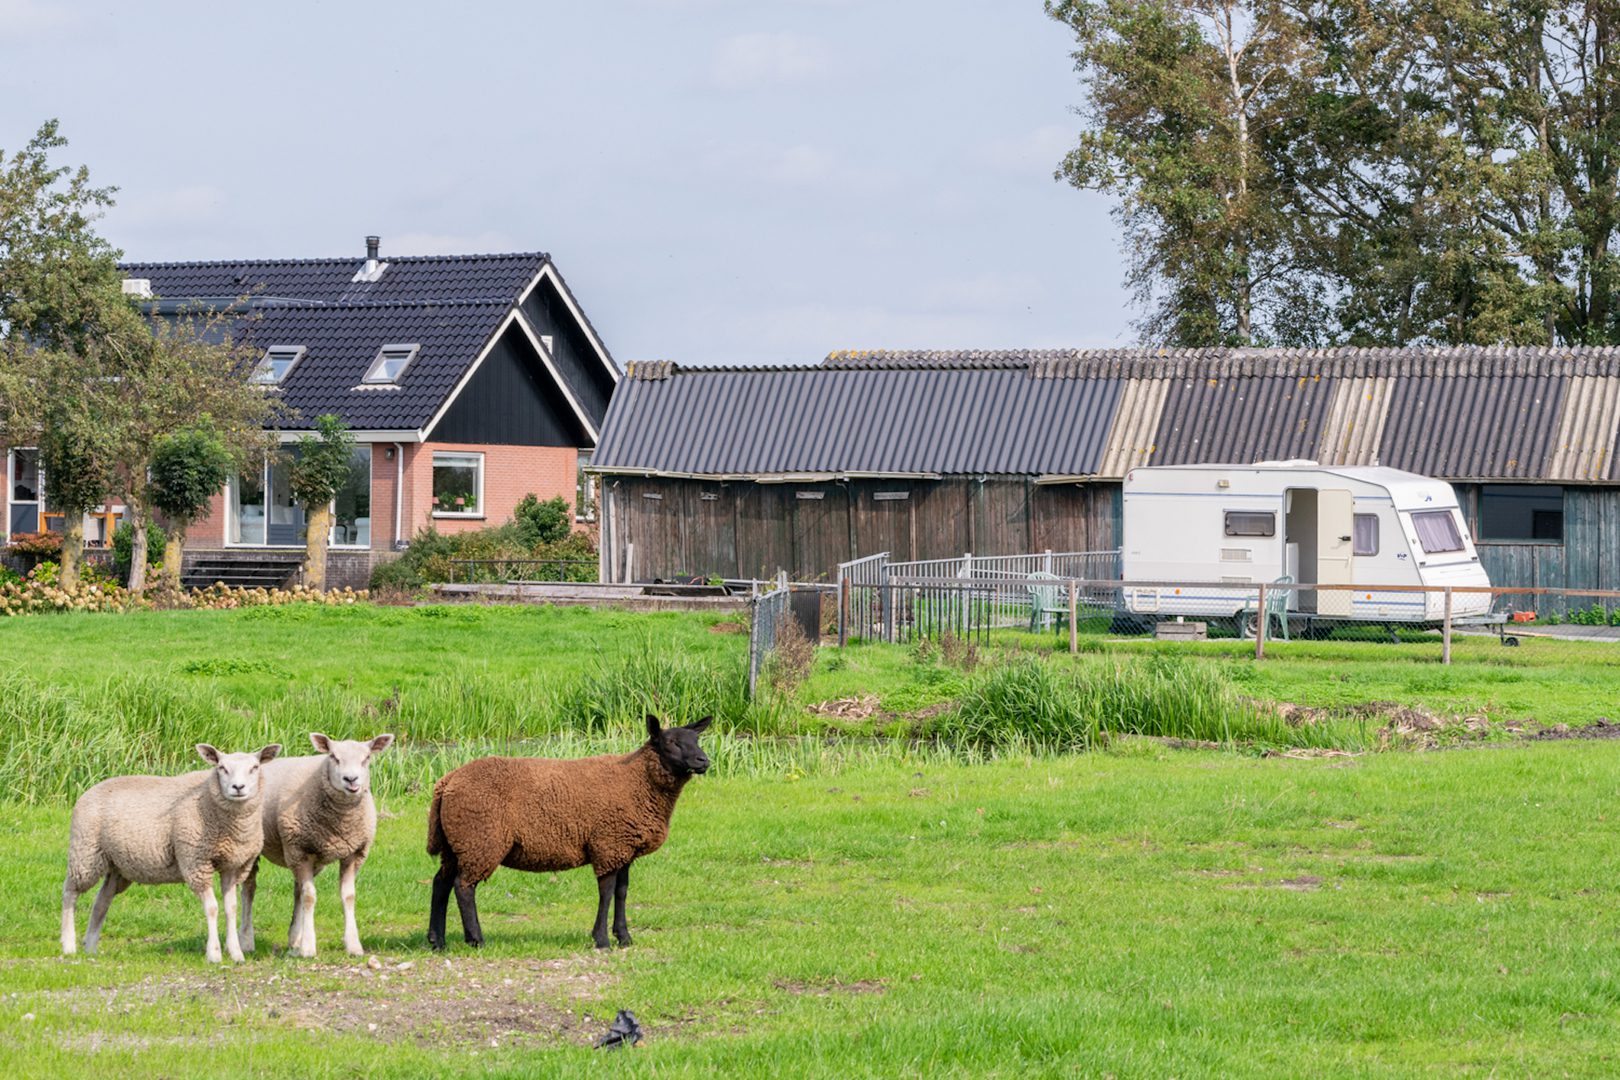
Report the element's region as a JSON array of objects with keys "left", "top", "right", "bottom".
[{"left": 1317, "top": 489, "right": 1355, "bottom": 616}]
